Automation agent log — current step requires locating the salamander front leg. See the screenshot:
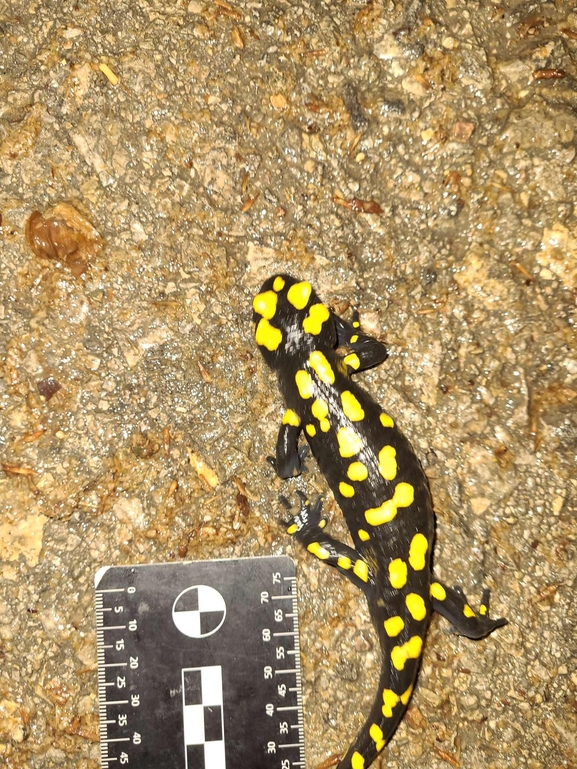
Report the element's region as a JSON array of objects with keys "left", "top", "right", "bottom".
[
  {"left": 273, "top": 410, "right": 305, "bottom": 479},
  {"left": 333, "top": 309, "right": 389, "bottom": 373},
  {"left": 282, "top": 492, "right": 375, "bottom": 594},
  {"left": 430, "top": 579, "right": 508, "bottom": 639}
]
